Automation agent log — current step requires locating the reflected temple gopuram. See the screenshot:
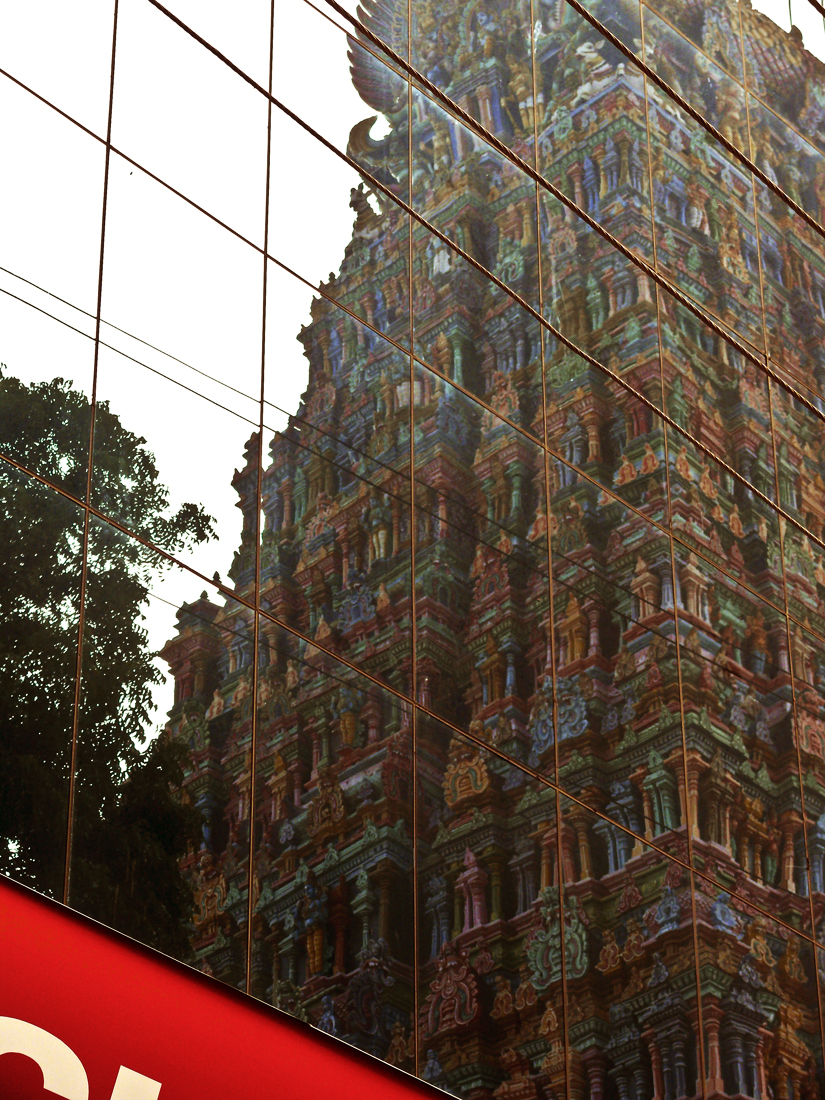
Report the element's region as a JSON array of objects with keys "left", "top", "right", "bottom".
[{"left": 160, "top": 0, "right": 825, "bottom": 1095}]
